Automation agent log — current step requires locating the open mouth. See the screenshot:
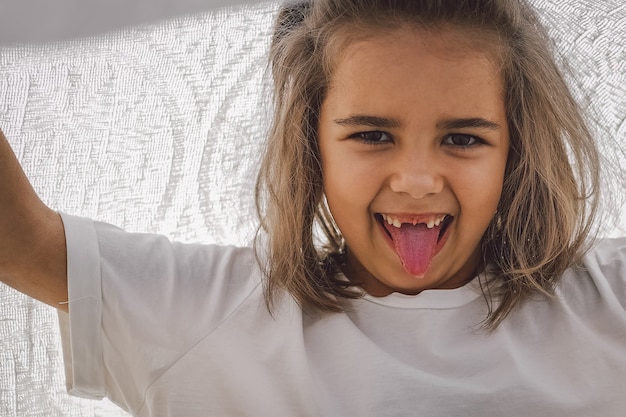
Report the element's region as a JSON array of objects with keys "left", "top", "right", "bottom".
[
  {"left": 375, "top": 213, "right": 454, "bottom": 242},
  {"left": 374, "top": 213, "right": 454, "bottom": 277}
]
